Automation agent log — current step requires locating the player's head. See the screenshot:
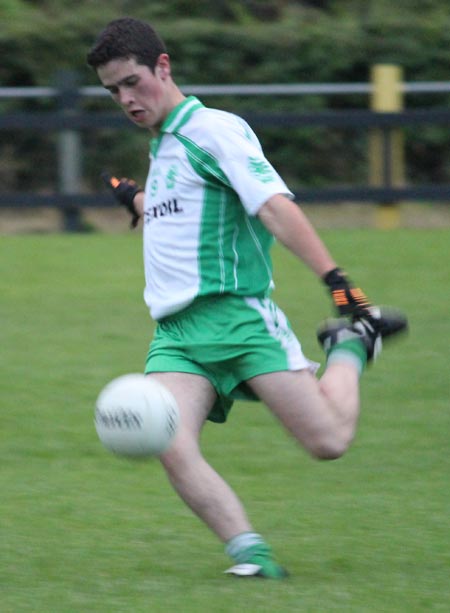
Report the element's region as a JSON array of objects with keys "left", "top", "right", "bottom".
[
  {"left": 88, "top": 18, "right": 184, "bottom": 132},
  {"left": 87, "top": 18, "right": 167, "bottom": 73}
]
